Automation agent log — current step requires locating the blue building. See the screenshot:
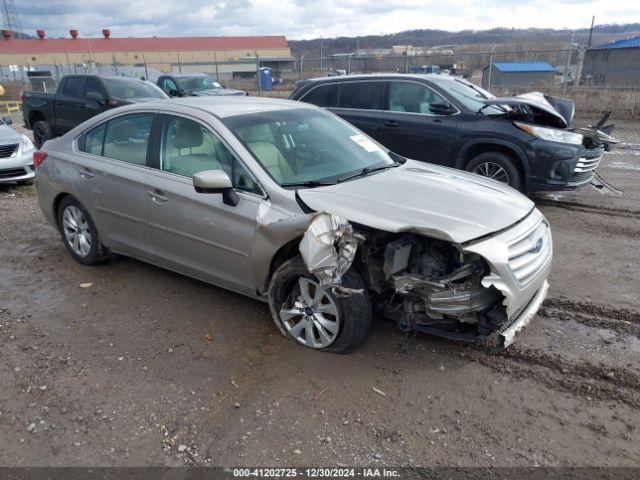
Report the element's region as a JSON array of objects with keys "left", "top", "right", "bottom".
[
  {"left": 582, "top": 36, "right": 640, "bottom": 86},
  {"left": 482, "top": 62, "right": 556, "bottom": 89}
]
